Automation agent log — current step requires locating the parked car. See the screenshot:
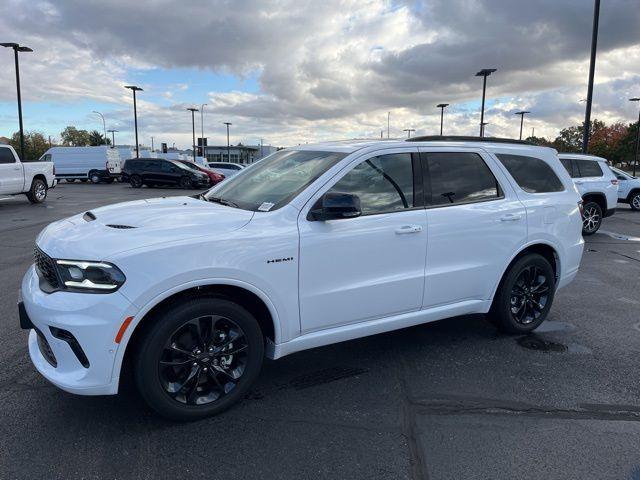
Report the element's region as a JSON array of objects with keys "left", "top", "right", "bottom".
[
  {"left": 610, "top": 166, "right": 640, "bottom": 211},
  {"left": 0, "top": 145, "right": 55, "bottom": 203},
  {"left": 177, "top": 160, "right": 225, "bottom": 186},
  {"left": 206, "top": 161, "right": 244, "bottom": 178},
  {"left": 43, "top": 146, "right": 119, "bottom": 184},
  {"left": 558, "top": 153, "right": 618, "bottom": 235},
  {"left": 20, "top": 137, "right": 584, "bottom": 420},
  {"left": 121, "top": 158, "right": 210, "bottom": 189}
]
